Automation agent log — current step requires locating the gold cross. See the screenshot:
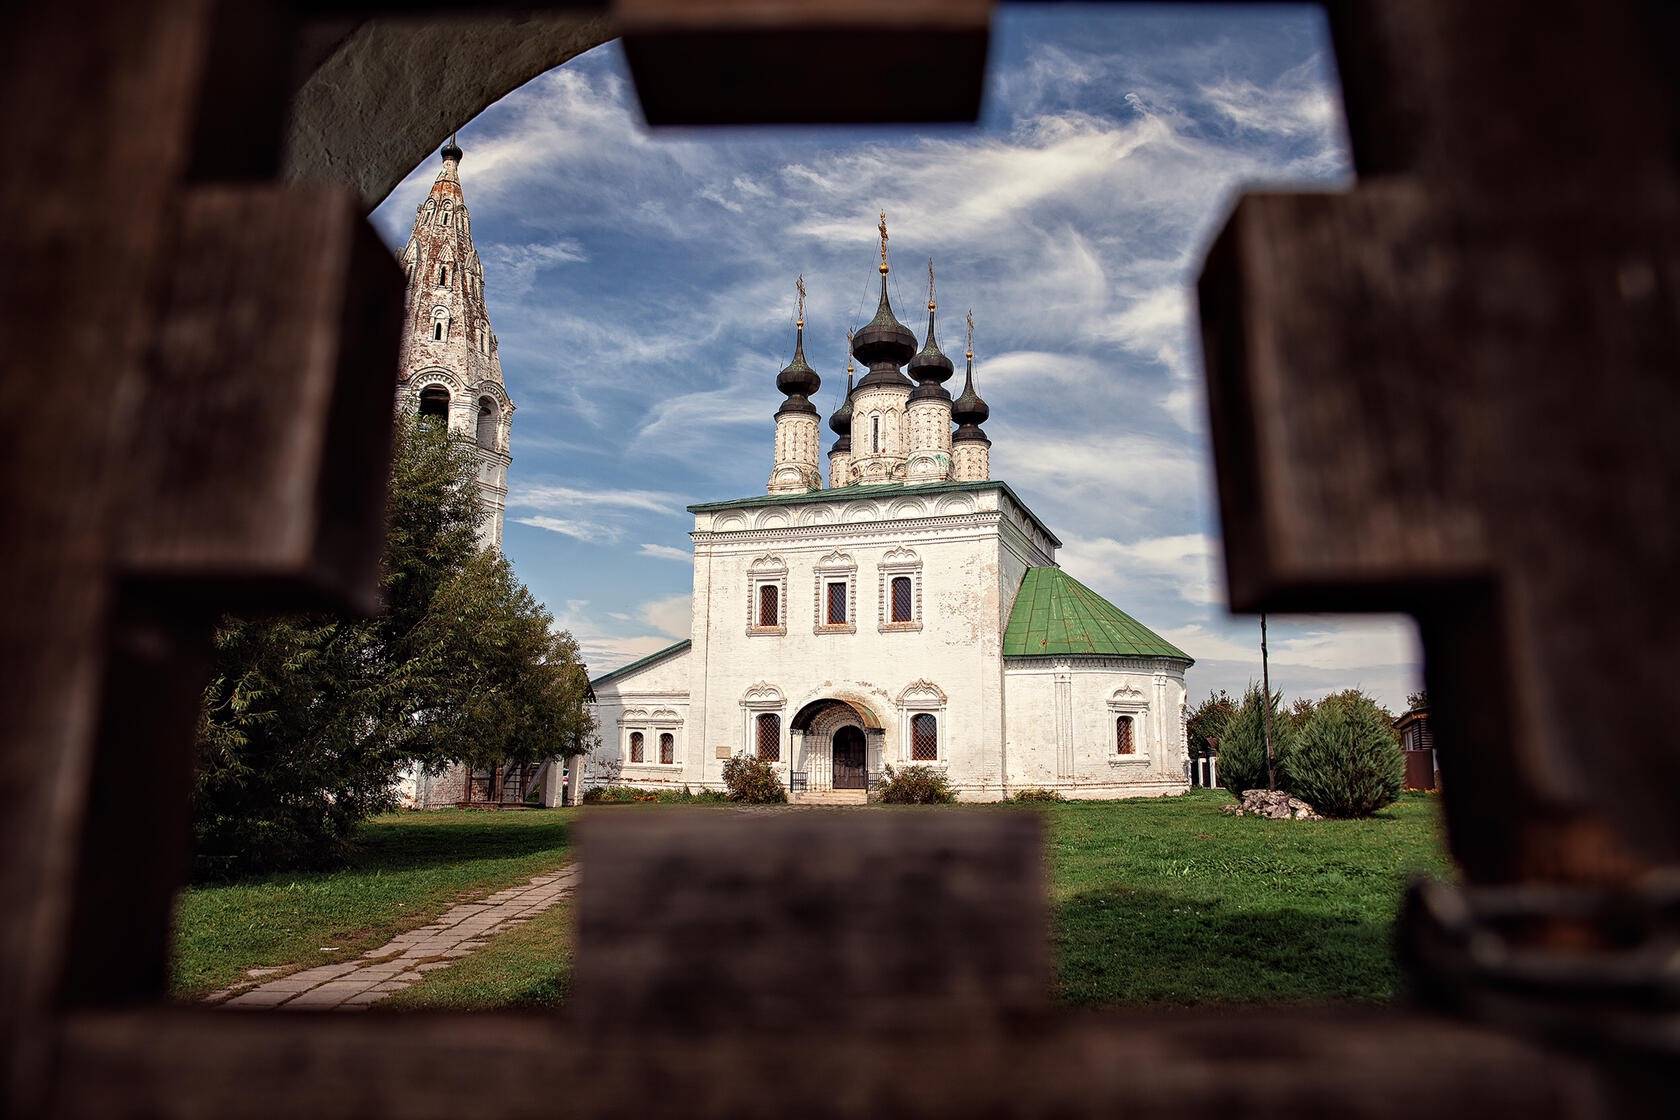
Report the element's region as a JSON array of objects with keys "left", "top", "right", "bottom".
[{"left": 795, "top": 274, "right": 806, "bottom": 325}]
